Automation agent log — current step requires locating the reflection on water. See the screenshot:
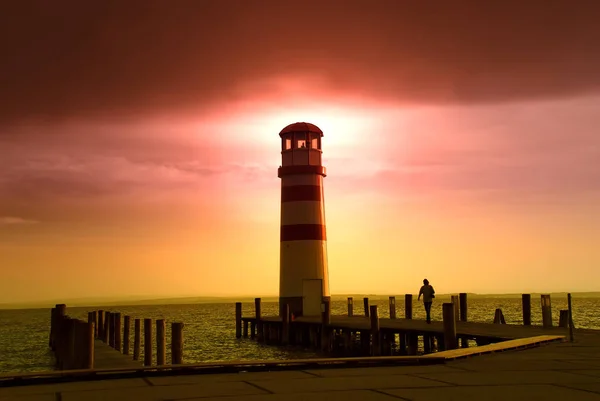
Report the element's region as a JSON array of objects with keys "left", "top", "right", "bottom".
[{"left": 0, "top": 295, "right": 597, "bottom": 374}]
